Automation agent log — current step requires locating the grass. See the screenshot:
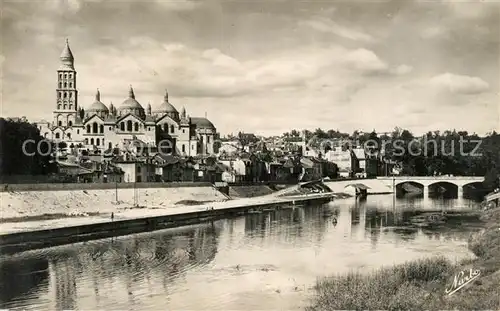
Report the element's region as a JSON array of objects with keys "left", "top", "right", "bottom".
[{"left": 307, "top": 208, "right": 500, "bottom": 311}]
